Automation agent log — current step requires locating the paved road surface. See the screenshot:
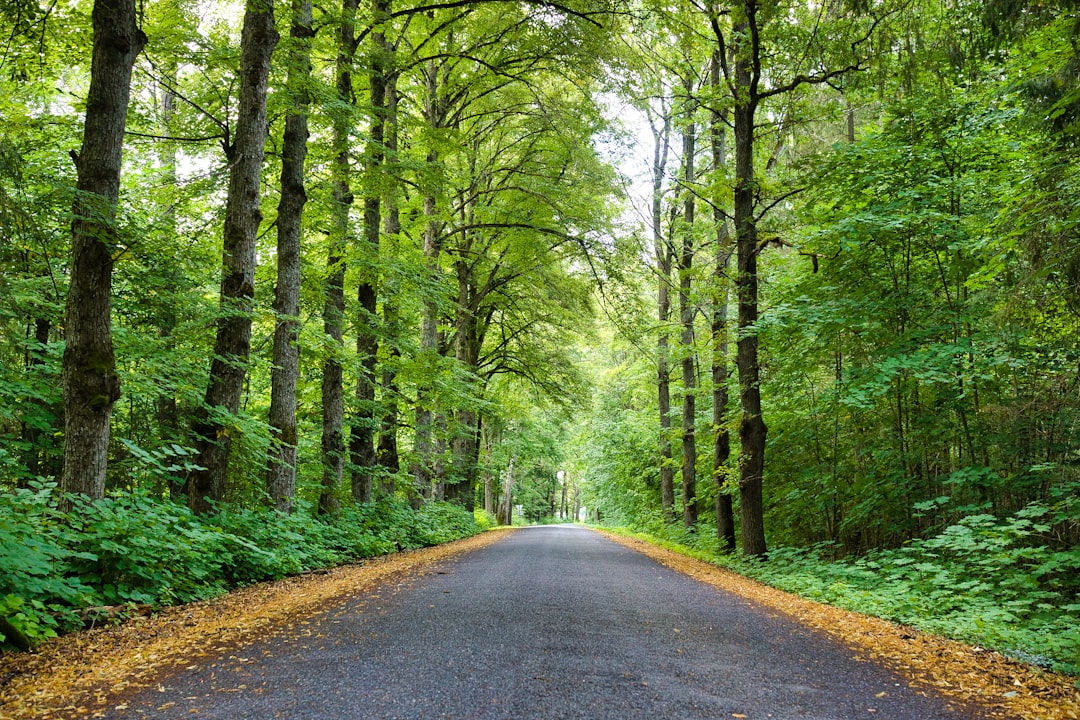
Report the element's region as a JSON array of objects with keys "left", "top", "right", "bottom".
[{"left": 105, "top": 526, "right": 981, "bottom": 719}]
